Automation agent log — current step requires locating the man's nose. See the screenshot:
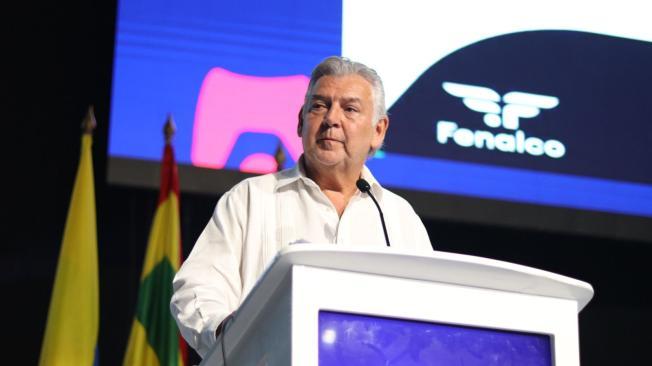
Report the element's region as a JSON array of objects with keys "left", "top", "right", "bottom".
[{"left": 323, "top": 105, "right": 343, "bottom": 127}]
